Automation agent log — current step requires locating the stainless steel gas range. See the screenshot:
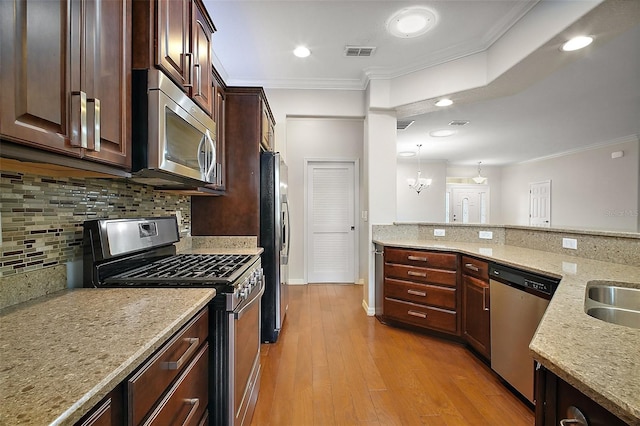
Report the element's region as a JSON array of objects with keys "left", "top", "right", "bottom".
[{"left": 83, "top": 216, "right": 263, "bottom": 426}]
